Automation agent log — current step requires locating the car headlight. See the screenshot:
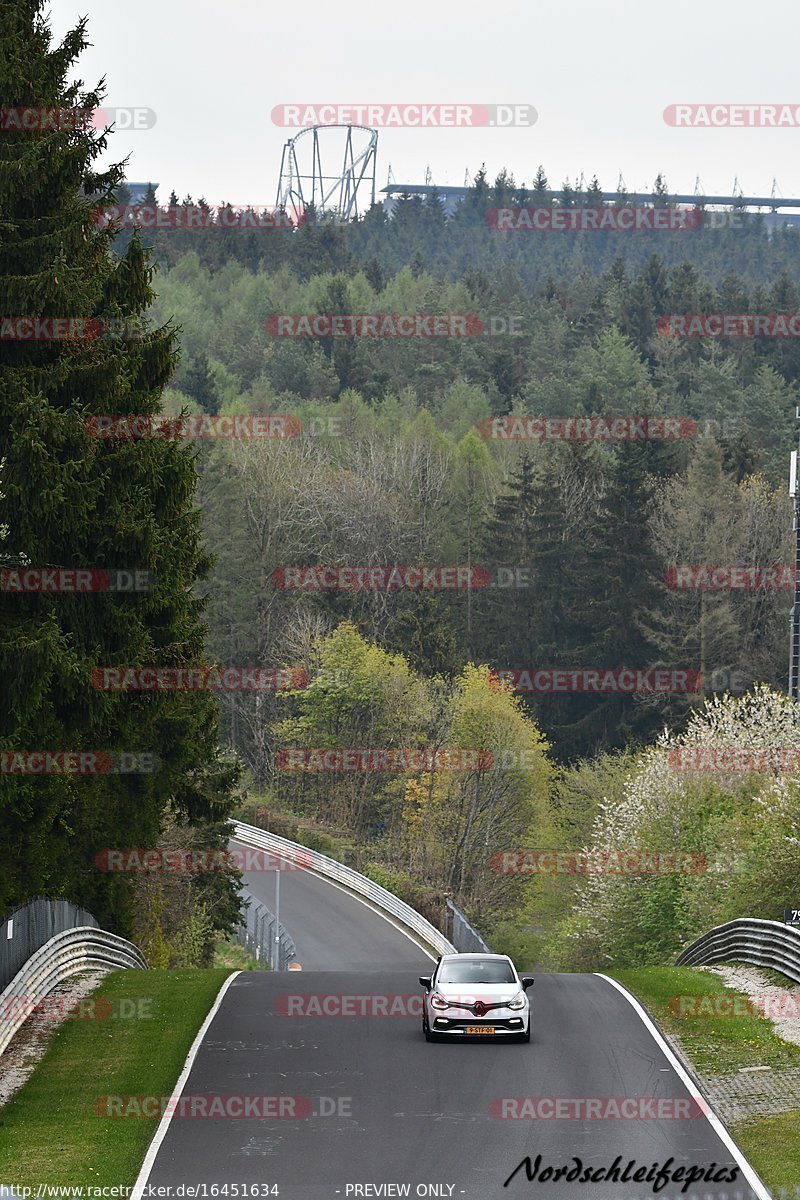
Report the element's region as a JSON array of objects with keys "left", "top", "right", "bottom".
[
  {"left": 430, "top": 993, "right": 448, "bottom": 1010},
  {"left": 506, "top": 993, "right": 526, "bottom": 1010}
]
